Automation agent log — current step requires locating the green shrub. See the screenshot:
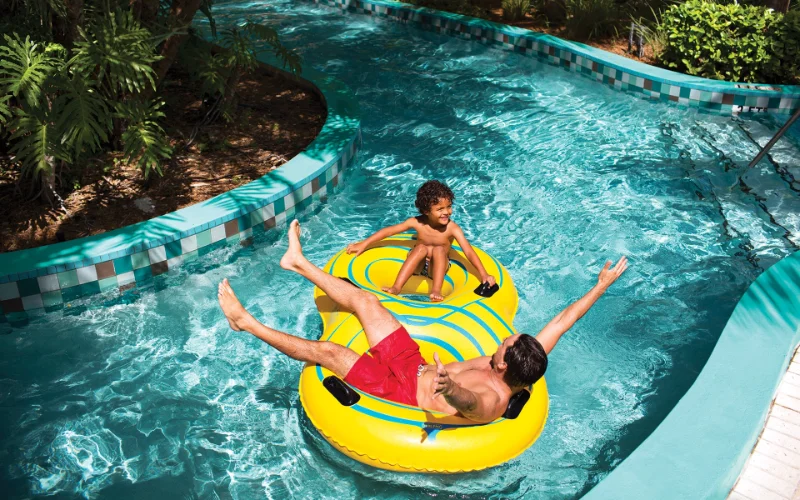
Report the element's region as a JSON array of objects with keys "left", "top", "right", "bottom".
[
  {"left": 565, "top": 0, "right": 621, "bottom": 40},
  {"left": 533, "top": 0, "right": 567, "bottom": 24},
  {"left": 764, "top": 10, "right": 800, "bottom": 83},
  {"left": 503, "top": 0, "right": 532, "bottom": 21},
  {"left": 658, "top": 0, "right": 776, "bottom": 82}
]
